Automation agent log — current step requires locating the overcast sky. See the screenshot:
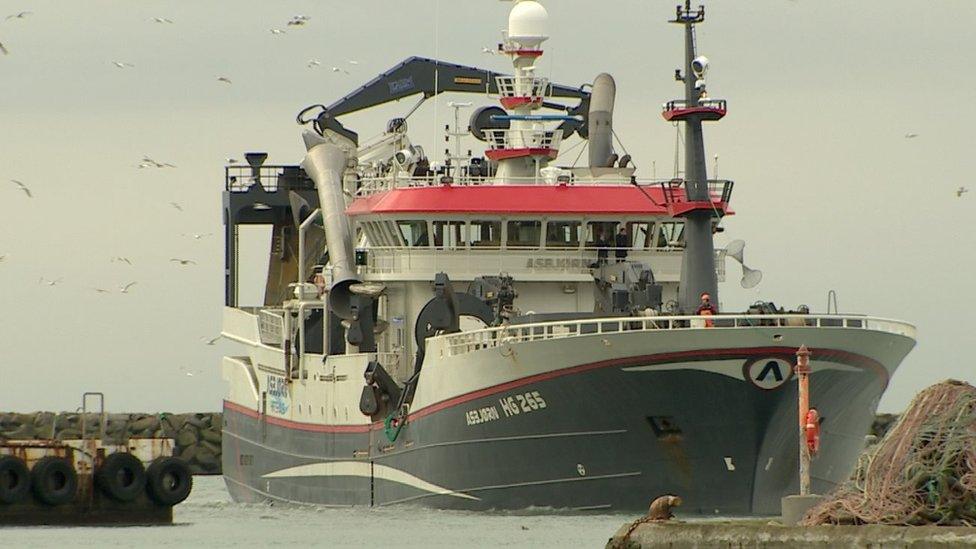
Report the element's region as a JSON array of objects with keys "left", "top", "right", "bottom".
[{"left": 1, "top": 0, "right": 974, "bottom": 413}]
